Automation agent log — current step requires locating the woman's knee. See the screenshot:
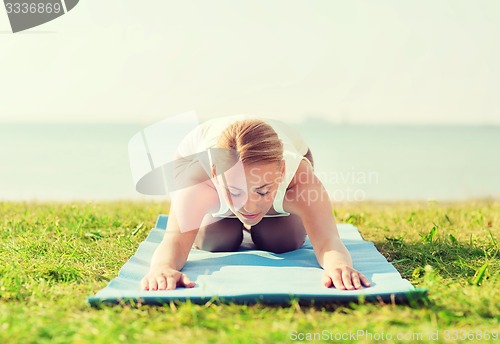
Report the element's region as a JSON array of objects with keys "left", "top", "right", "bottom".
[
  {"left": 194, "top": 219, "right": 243, "bottom": 252},
  {"left": 250, "top": 216, "right": 306, "bottom": 254}
]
